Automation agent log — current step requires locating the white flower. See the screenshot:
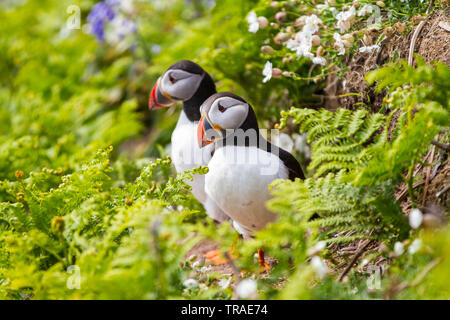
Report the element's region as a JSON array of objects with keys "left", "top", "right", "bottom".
[
  {"left": 409, "top": 209, "right": 423, "bottom": 229},
  {"left": 247, "top": 11, "right": 259, "bottom": 33},
  {"left": 236, "top": 279, "right": 257, "bottom": 298},
  {"left": 358, "top": 4, "right": 376, "bottom": 17},
  {"left": 307, "top": 240, "right": 327, "bottom": 256},
  {"left": 303, "top": 14, "right": 322, "bottom": 35},
  {"left": 200, "top": 265, "right": 212, "bottom": 273},
  {"left": 361, "top": 259, "right": 369, "bottom": 267},
  {"left": 359, "top": 45, "right": 380, "bottom": 53},
  {"left": 285, "top": 32, "right": 314, "bottom": 59},
  {"left": 192, "top": 261, "right": 200, "bottom": 269},
  {"left": 394, "top": 241, "right": 404, "bottom": 255},
  {"left": 272, "top": 133, "right": 294, "bottom": 152},
  {"left": 311, "top": 256, "right": 328, "bottom": 279},
  {"left": 285, "top": 14, "right": 322, "bottom": 61},
  {"left": 408, "top": 239, "right": 422, "bottom": 254},
  {"left": 218, "top": 277, "right": 231, "bottom": 290},
  {"left": 333, "top": 33, "right": 346, "bottom": 55},
  {"left": 262, "top": 61, "right": 272, "bottom": 83},
  {"left": 199, "top": 283, "right": 208, "bottom": 290},
  {"left": 336, "top": 6, "right": 356, "bottom": 33},
  {"left": 312, "top": 56, "right": 327, "bottom": 66},
  {"left": 316, "top": 4, "right": 329, "bottom": 12},
  {"left": 183, "top": 278, "right": 198, "bottom": 289}
]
